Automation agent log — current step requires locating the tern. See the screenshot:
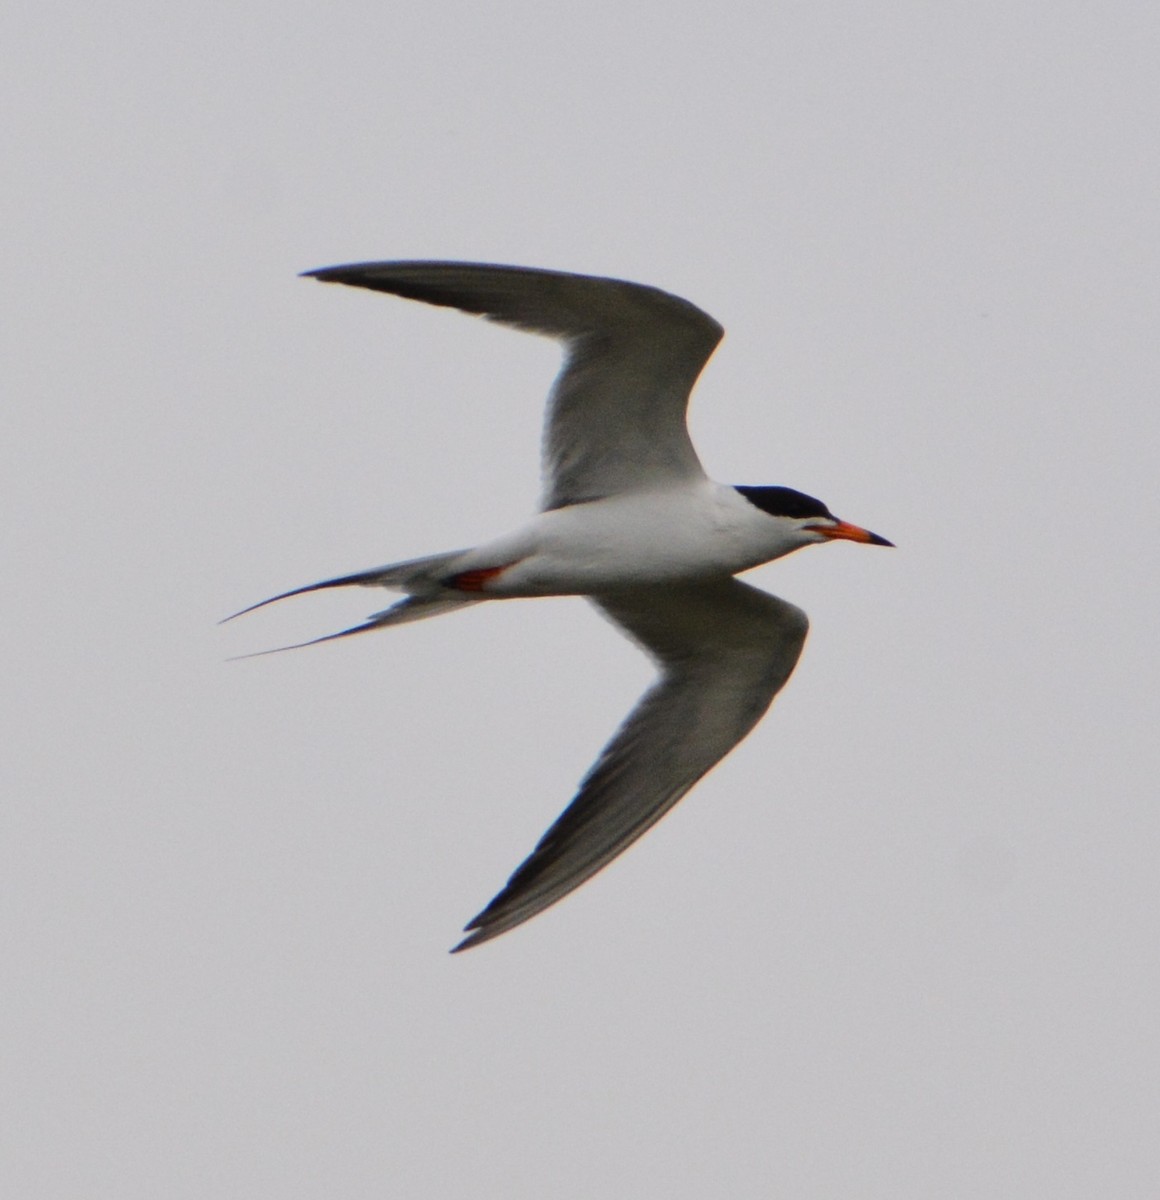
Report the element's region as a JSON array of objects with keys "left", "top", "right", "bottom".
[{"left": 229, "top": 261, "right": 892, "bottom": 951}]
